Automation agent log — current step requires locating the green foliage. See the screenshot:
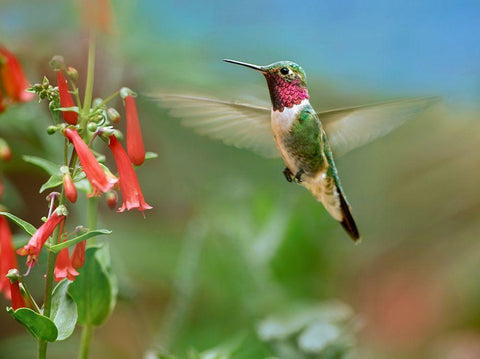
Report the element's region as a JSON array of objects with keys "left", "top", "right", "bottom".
[
  {"left": 22, "top": 156, "right": 61, "bottom": 176},
  {"left": 0, "top": 211, "right": 37, "bottom": 236},
  {"left": 50, "top": 280, "right": 78, "bottom": 341},
  {"left": 49, "top": 229, "right": 112, "bottom": 253},
  {"left": 68, "top": 246, "right": 117, "bottom": 326},
  {"left": 7, "top": 308, "right": 58, "bottom": 342}
]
